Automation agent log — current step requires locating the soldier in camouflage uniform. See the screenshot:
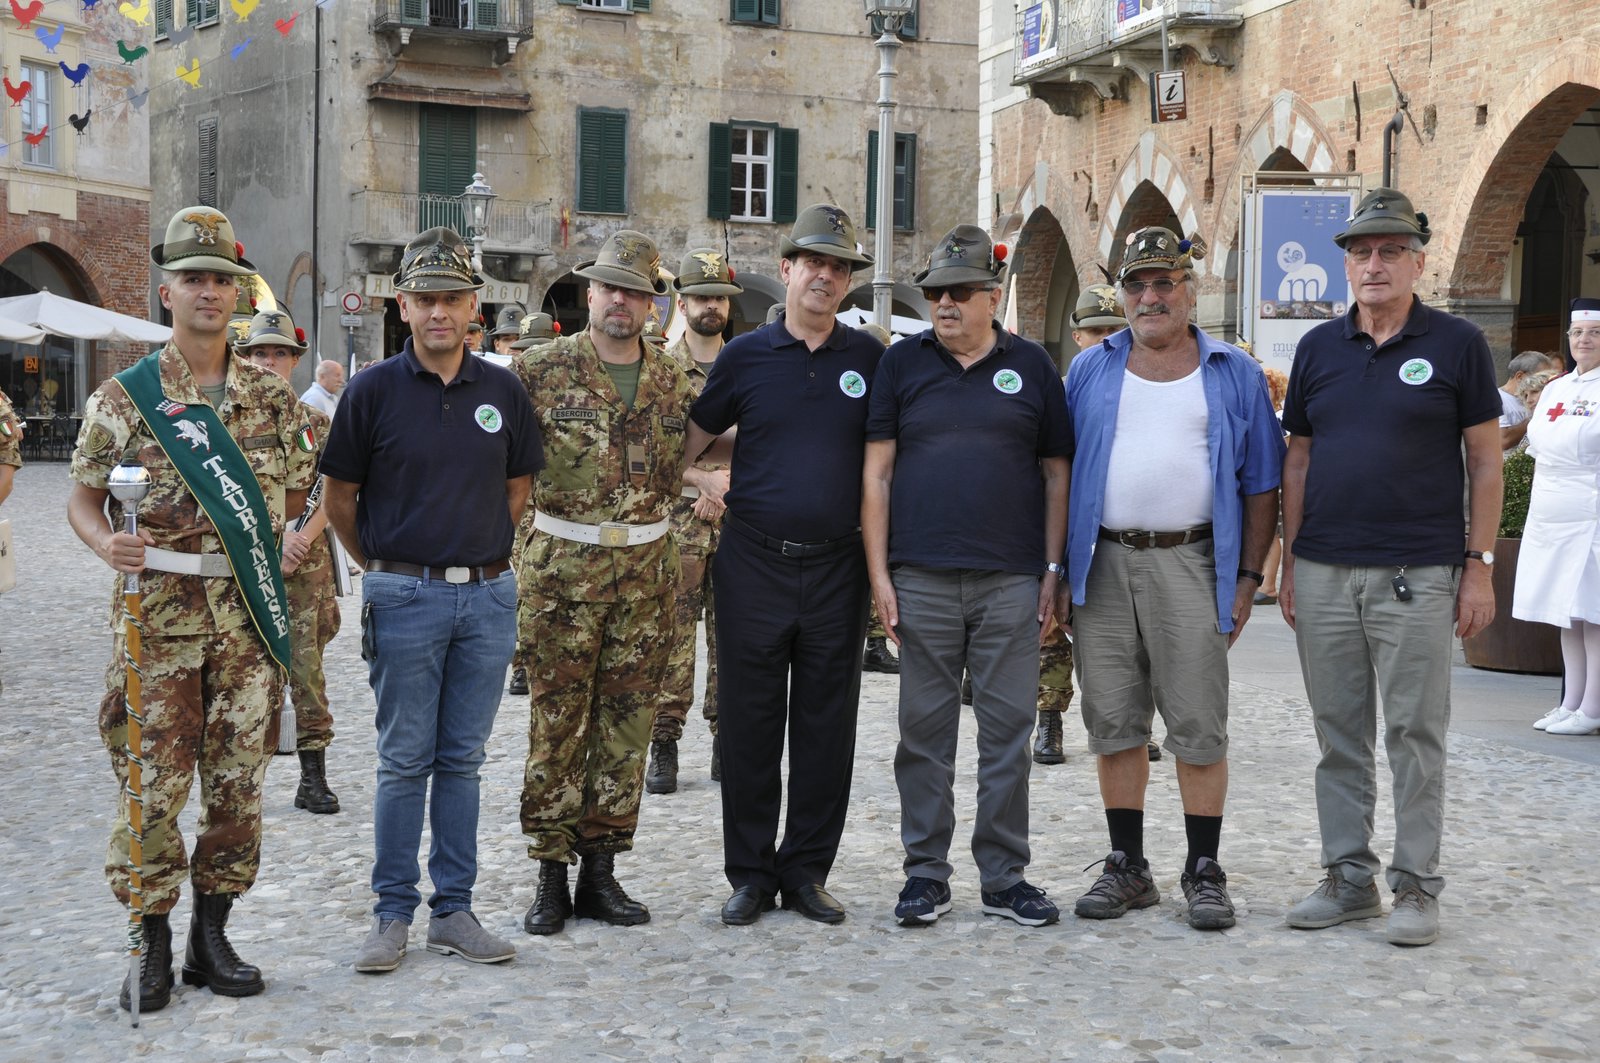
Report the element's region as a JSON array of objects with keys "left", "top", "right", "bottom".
[
  {"left": 489, "top": 304, "right": 527, "bottom": 358},
  {"left": 516, "top": 231, "right": 694, "bottom": 936},
  {"left": 67, "top": 207, "right": 314, "bottom": 1013},
  {"left": 507, "top": 311, "right": 560, "bottom": 697},
  {"left": 645, "top": 248, "right": 740, "bottom": 795},
  {"left": 0, "top": 386, "right": 20, "bottom": 506},
  {"left": 238, "top": 309, "right": 343, "bottom": 812}
]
